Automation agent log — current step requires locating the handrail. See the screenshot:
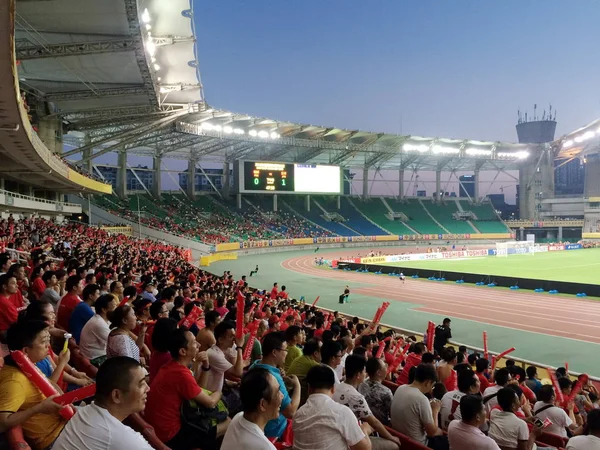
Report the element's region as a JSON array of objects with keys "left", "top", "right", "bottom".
[
  {"left": 0, "top": 189, "right": 79, "bottom": 207},
  {"left": 318, "top": 307, "right": 599, "bottom": 382}
]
